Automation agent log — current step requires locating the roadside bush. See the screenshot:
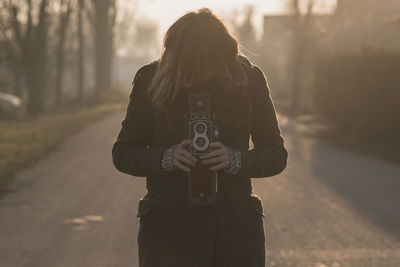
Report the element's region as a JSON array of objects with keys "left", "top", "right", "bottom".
[{"left": 315, "top": 49, "right": 400, "bottom": 143}]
